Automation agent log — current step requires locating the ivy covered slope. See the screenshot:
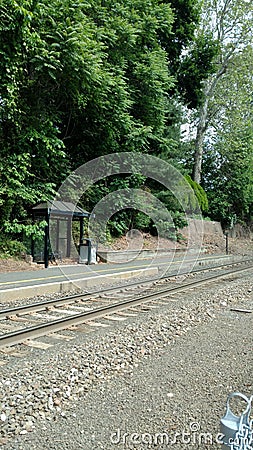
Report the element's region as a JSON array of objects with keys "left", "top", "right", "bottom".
[{"left": 0, "top": 0, "right": 227, "bottom": 255}]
